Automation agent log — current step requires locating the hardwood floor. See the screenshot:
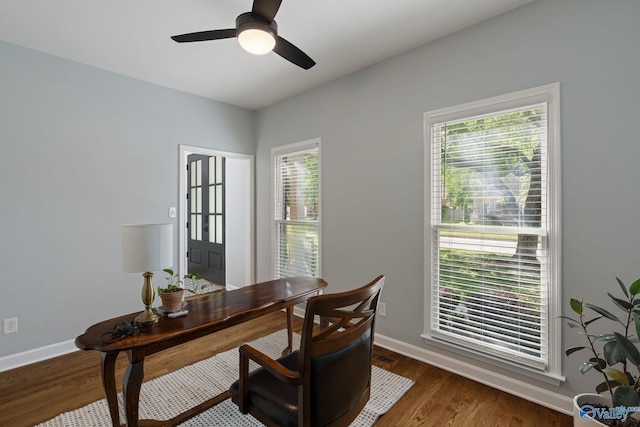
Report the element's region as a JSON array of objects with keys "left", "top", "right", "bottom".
[{"left": 0, "top": 310, "right": 571, "bottom": 427}]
